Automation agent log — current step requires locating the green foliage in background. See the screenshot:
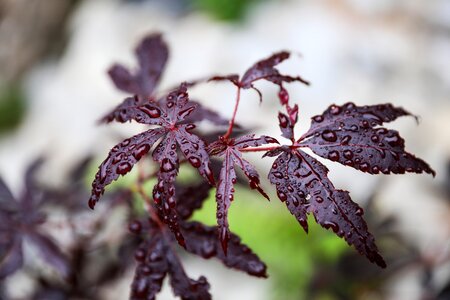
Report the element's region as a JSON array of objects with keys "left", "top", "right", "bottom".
[
  {"left": 191, "top": 0, "right": 266, "bottom": 21},
  {"left": 0, "top": 85, "right": 26, "bottom": 133}
]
